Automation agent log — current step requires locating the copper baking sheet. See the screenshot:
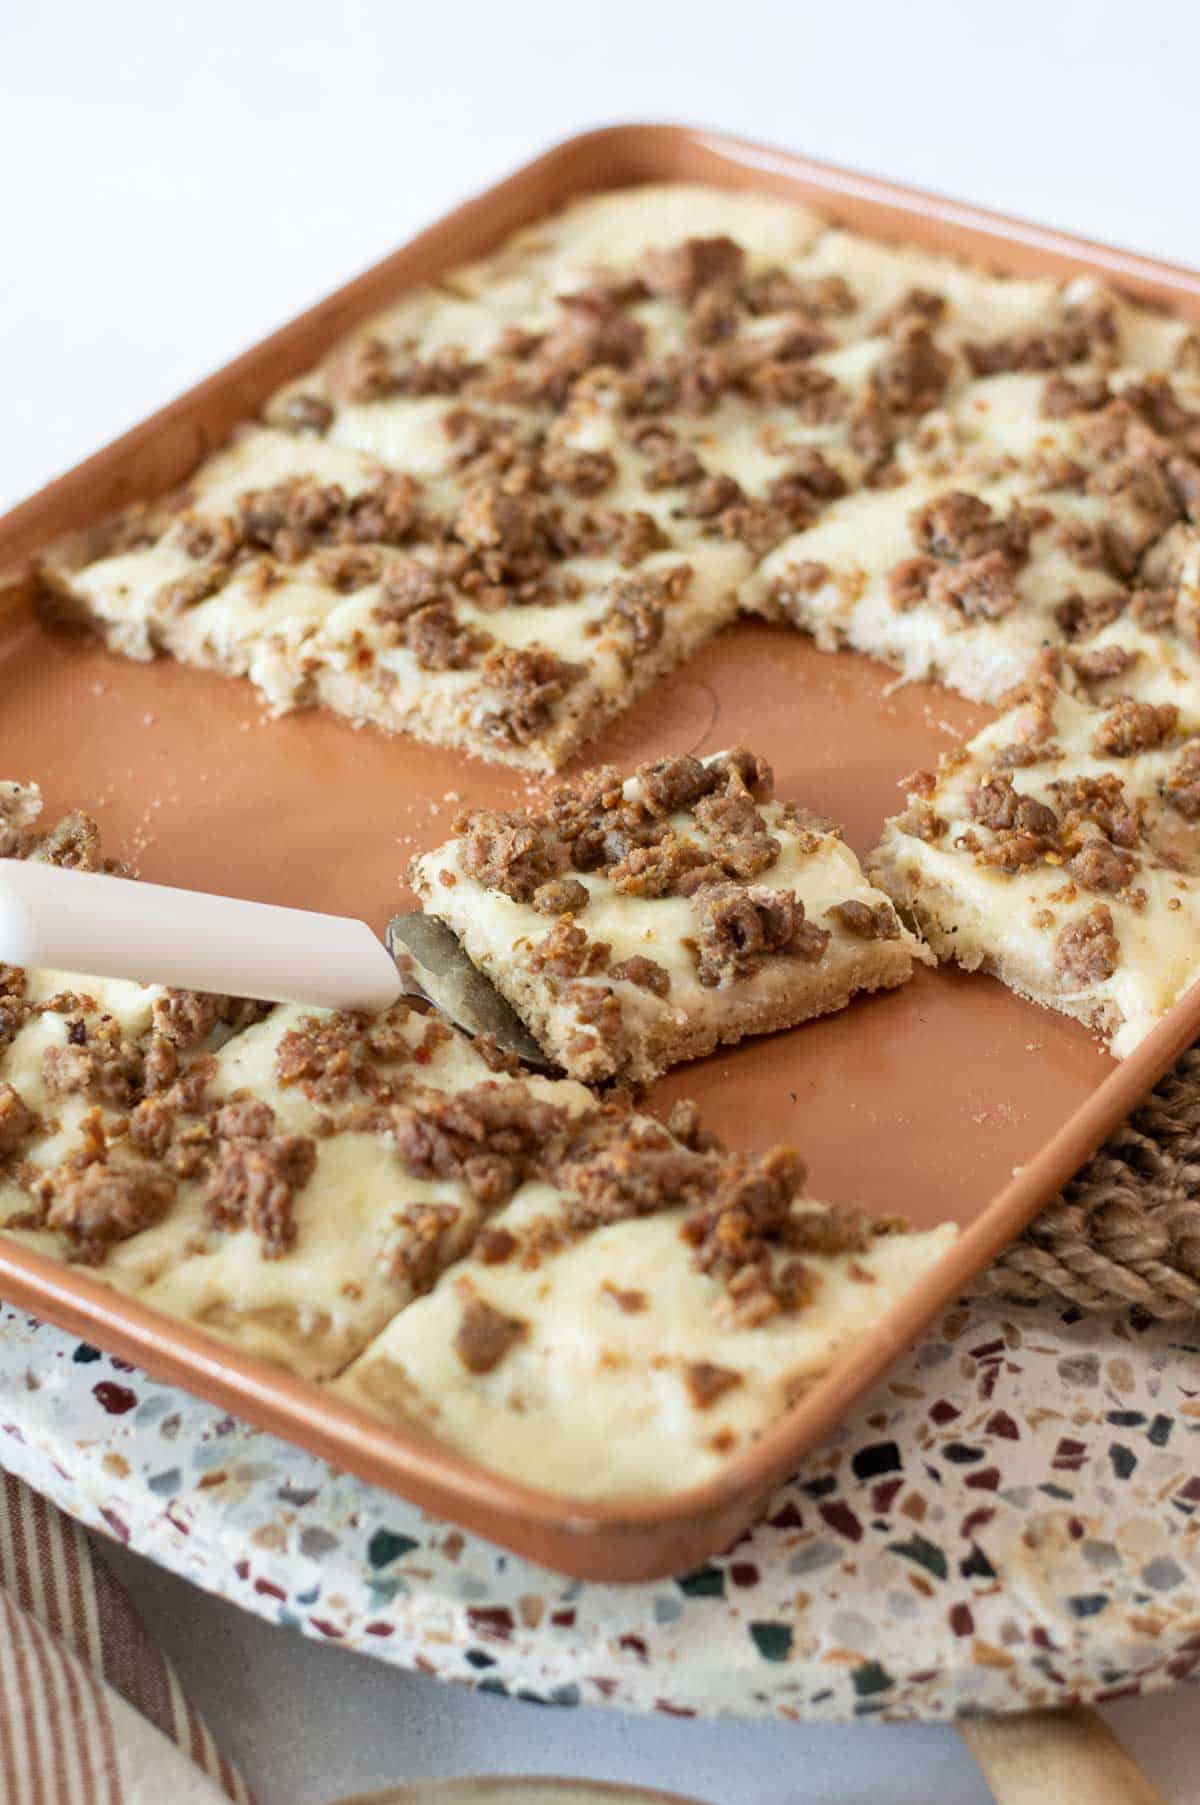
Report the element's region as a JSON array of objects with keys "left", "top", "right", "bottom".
[{"left": 1, "top": 124, "right": 1198, "bottom": 1581}]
